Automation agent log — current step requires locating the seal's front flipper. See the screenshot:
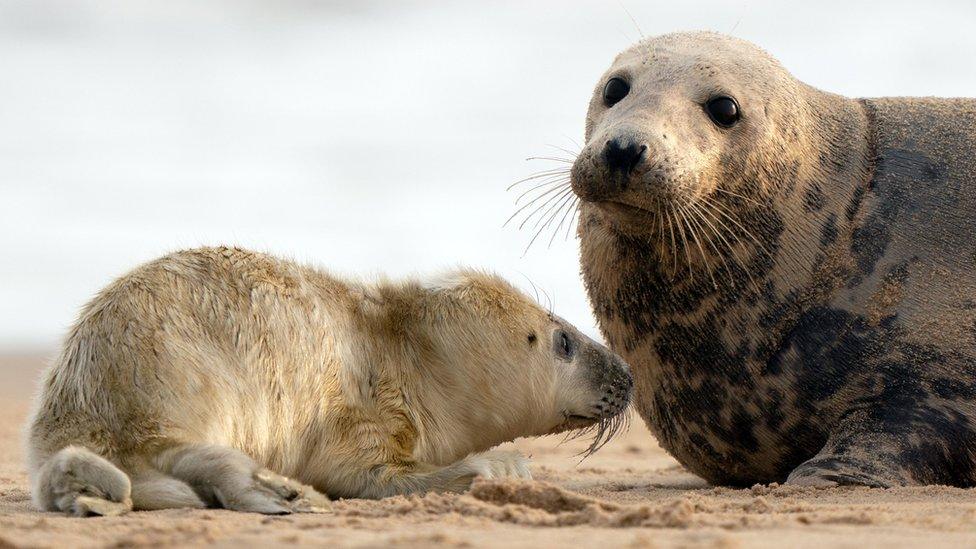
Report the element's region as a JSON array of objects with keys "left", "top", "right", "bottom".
[
  {"left": 786, "top": 404, "right": 975, "bottom": 487},
  {"left": 787, "top": 454, "right": 904, "bottom": 487}
]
